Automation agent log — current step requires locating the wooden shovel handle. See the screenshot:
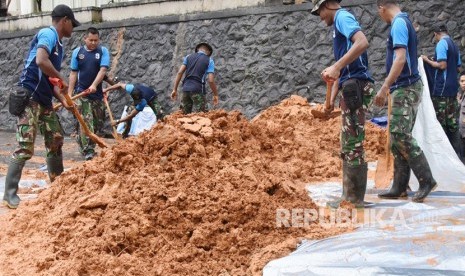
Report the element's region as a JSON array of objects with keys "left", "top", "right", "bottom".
[
  {"left": 103, "top": 93, "right": 121, "bottom": 141},
  {"left": 325, "top": 80, "right": 335, "bottom": 110},
  {"left": 53, "top": 89, "right": 91, "bottom": 111},
  {"left": 49, "top": 78, "right": 107, "bottom": 148}
]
